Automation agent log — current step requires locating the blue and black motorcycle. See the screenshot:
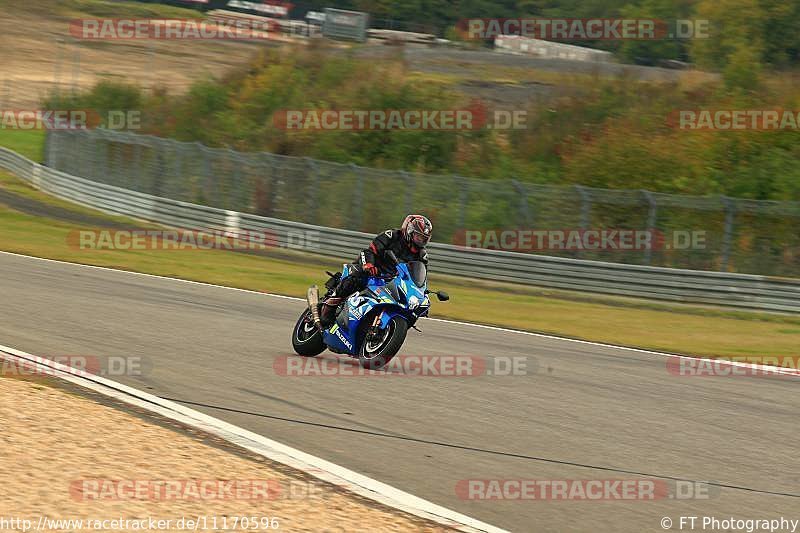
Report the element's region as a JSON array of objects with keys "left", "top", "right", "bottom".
[{"left": 291, "top": 251, "right": 449, "bottom": 370}]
